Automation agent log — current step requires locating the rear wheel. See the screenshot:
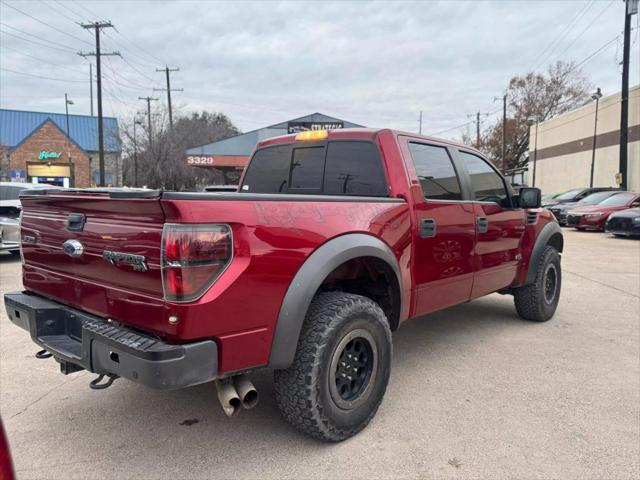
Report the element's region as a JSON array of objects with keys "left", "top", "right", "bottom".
[
  {"left": 513, "top": 246, "right": 561, "bottom": 322},
  {"left": 274, "top": 291, "right": 392, "bottom": 442}
]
